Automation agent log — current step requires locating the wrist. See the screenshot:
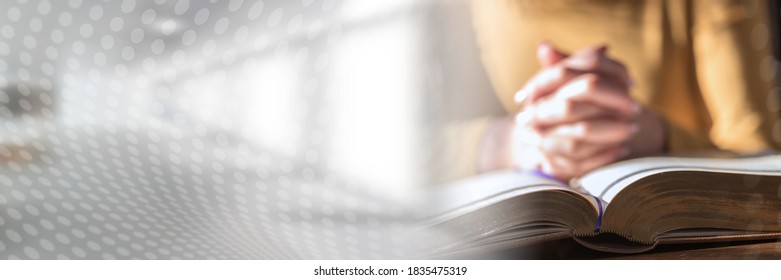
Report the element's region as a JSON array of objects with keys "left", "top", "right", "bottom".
[{"left": 478, "top": 116, "right": 516, "bottom": 172}]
